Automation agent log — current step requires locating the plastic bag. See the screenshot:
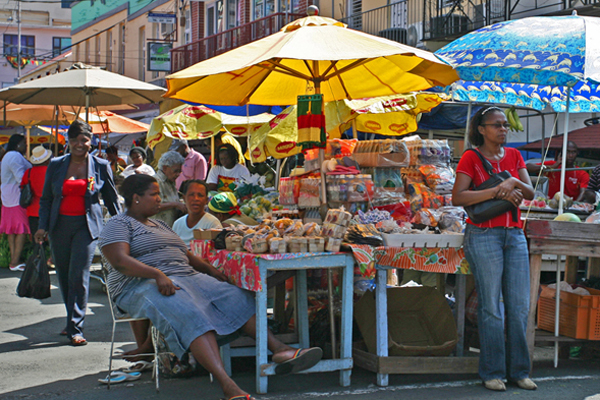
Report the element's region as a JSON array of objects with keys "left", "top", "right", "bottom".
[{"left": 17, "top": 243, "right": 51, "bottom": 299}]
